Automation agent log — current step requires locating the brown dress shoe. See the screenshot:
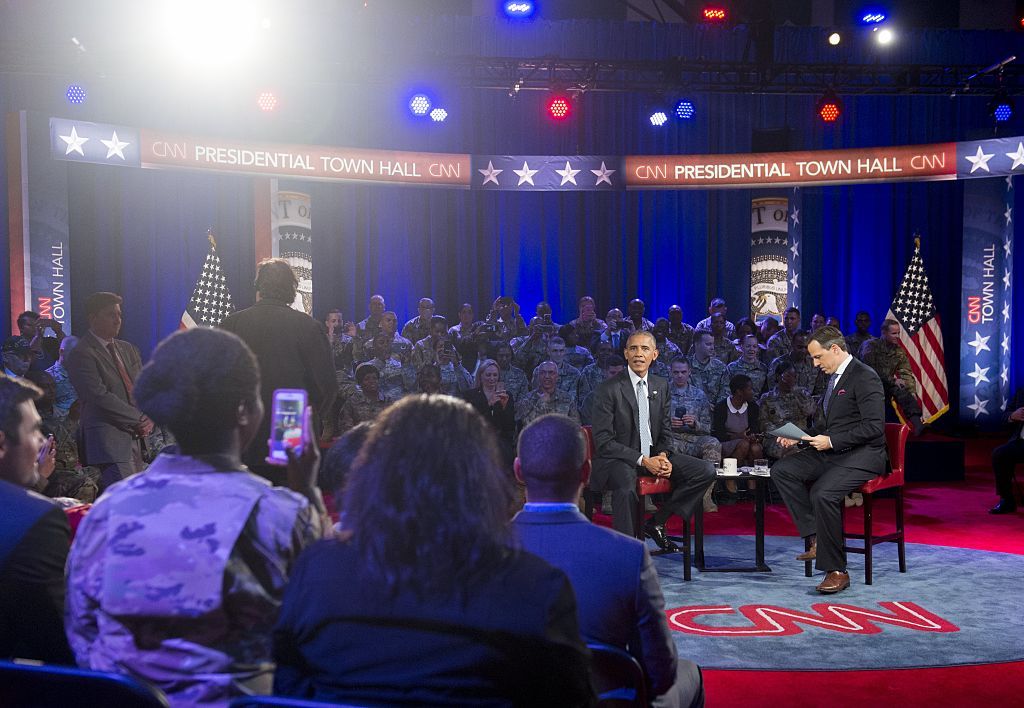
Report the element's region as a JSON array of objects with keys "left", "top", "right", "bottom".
[
  {"left": 816, "top": 571, "right": 850, "bottom": 594},
  {"left": 796, "top": 544, "right": 816, "bottom": 561}
]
